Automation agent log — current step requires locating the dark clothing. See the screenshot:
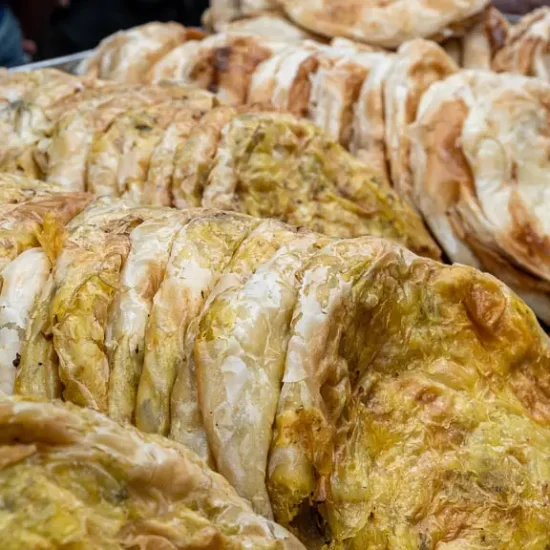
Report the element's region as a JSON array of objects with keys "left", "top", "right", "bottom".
[
  {"left": 0, "top": 7, "right": 26, "bottom": 67},
  {"left": 38, "top": 0, "right": 208, "bottom": 60}
]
